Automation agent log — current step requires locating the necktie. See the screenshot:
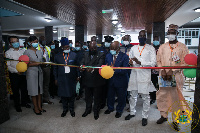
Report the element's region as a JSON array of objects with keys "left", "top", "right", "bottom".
[{"left": 113, "top": 55, "right": 116, "bottom": 65}]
